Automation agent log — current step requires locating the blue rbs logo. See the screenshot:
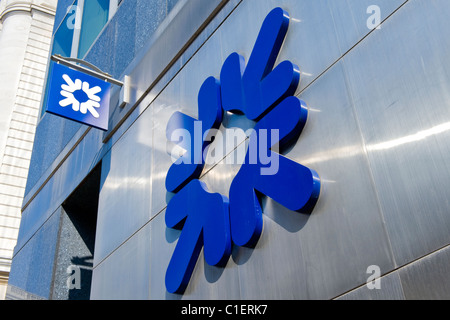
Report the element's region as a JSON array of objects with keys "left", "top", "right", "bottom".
[
  {"left": 165, "top": 8, "right": 321, "bottom": 294},
  {"left": 46, "top": 62, "right": 111, "bottom": 131}
]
